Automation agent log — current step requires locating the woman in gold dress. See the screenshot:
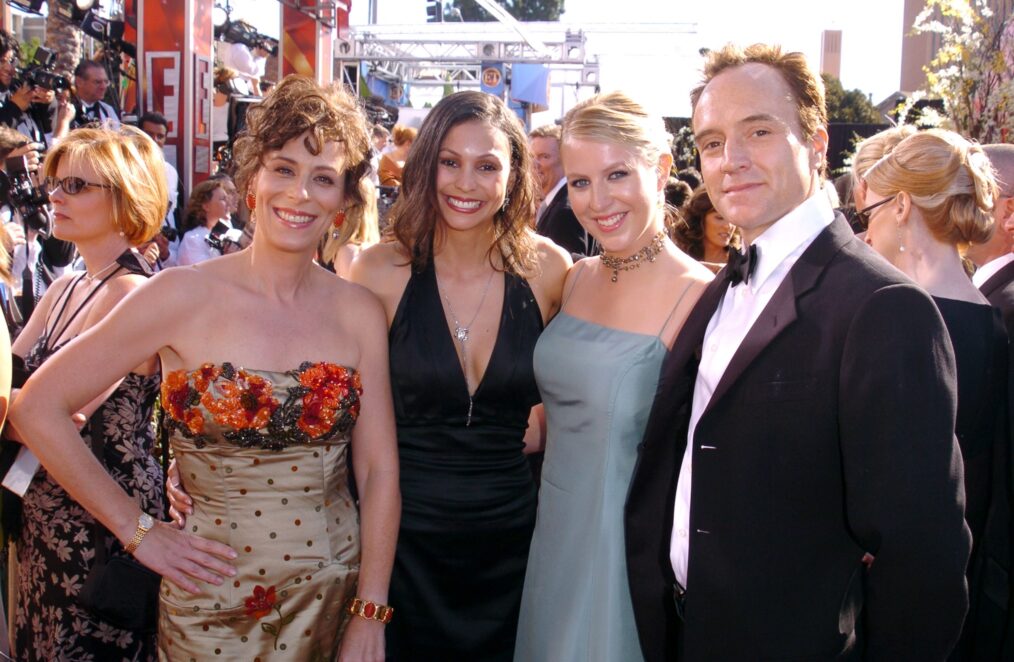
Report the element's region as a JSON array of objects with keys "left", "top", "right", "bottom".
[{"left": 9, "top": 76, "right": 400, "bottom": 661}]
